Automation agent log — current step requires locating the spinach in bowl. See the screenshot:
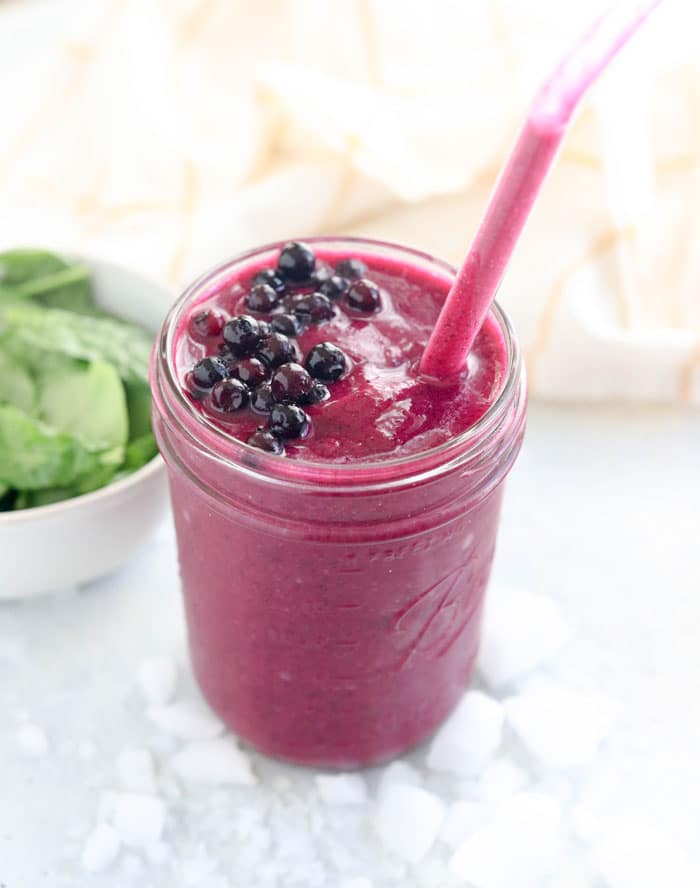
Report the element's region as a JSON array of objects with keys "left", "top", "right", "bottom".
[{"left": 0, "top": 249, "right": 158, "bottom": 511}]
